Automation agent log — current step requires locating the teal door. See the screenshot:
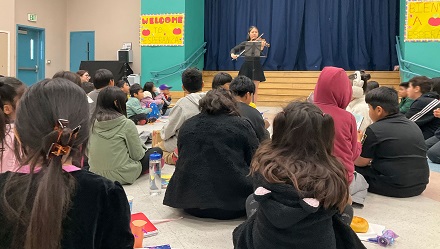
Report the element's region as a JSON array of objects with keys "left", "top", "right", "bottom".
[
  {"left": 17, "top": 26, "right": 45, "bottom": 85},
  {"left": 70, "top": 31, "right": 95, "bottom": 72}
]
